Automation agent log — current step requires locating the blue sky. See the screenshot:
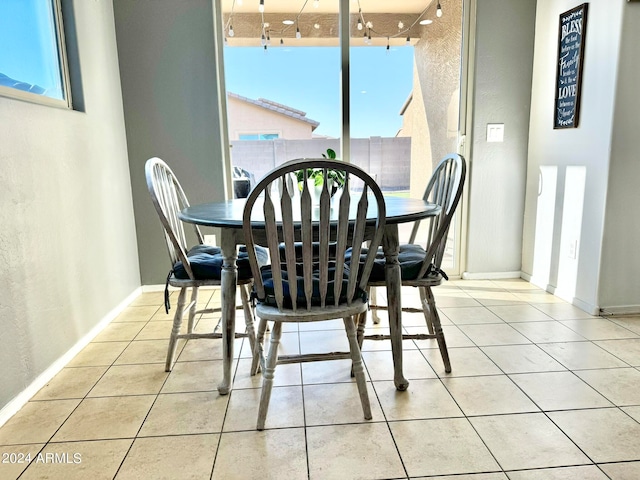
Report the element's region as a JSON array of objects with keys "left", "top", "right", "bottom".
[
  {"left": 224, "top": 45, "right": 414, "bottom": 138},
  {"left": 0, "top": 0, "right": 64, "bottom": 98}
]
